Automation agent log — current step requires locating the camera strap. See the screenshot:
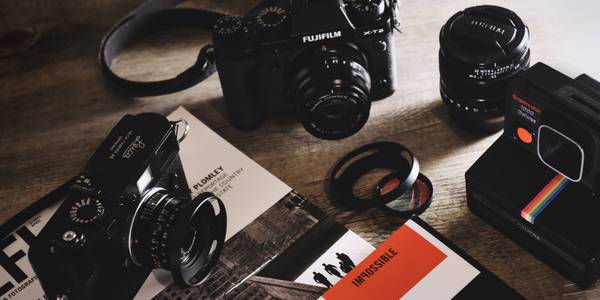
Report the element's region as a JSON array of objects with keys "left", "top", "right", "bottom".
[{"left": 99, "top": 0, "right": 231, "bottom": 96}]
